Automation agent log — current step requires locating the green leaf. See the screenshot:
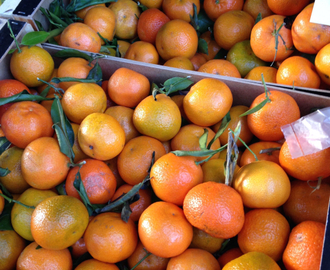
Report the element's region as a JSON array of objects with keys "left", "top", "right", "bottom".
[
  {"left": 0, "top": 167, "right": 10, "bottom": 177},
  {"left": 198, "top": 38, "right": 208, "bottom": 55},
  {"left": 255, "top": 13, "right": 262, "bottom": 24},
  {"left": 239, "top": 98, "right": 270, "bottom": 117},
  {"left": 208, "top": 112, "right": 231, "bottom": 149},
  {"left": 56, "top": 181, "right": 67, "bottom": 195},
  {"left": 0, "top": 137, "right": 11, "bottom": 156},
  {"left": 86, "top": 62, "right": 103, "bottom": 85},
  {"left": 0, "top": 90, "right": 53, "bottom": 106},
  {"left": 53, "top": 124, "right": 75, "bottom": 162},
  {"left": 121, "top": 201, "right": 133, "bottom": 223},
  {"left": 66, "top": 0, "right": 116, "bottom": 12},
  {"left": 51, "top": 77, "right": 97, "bottom": 84},
  {"left": 194, "top": 9, "right": 214, "bottom": 35},
  {"left": 21, "top": 31, "right": 50, "bottom": 46},
  {"left": 162, "top": 76, "right": 194, "bottom": 95},
  {"left": 199, "top": 129, "right": 209, "bottom": 150},
  {"left": 54, "top": 49, "right": 93, "bottom": 62},
  {"left": 0, "top": 202, "right": 14, "bottom": 230}
]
